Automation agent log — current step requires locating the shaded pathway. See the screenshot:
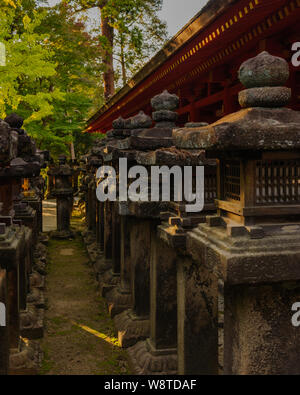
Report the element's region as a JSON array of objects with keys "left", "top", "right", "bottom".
[{"left": 39, "top": 216, "right": 130, "bottom": 375}]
